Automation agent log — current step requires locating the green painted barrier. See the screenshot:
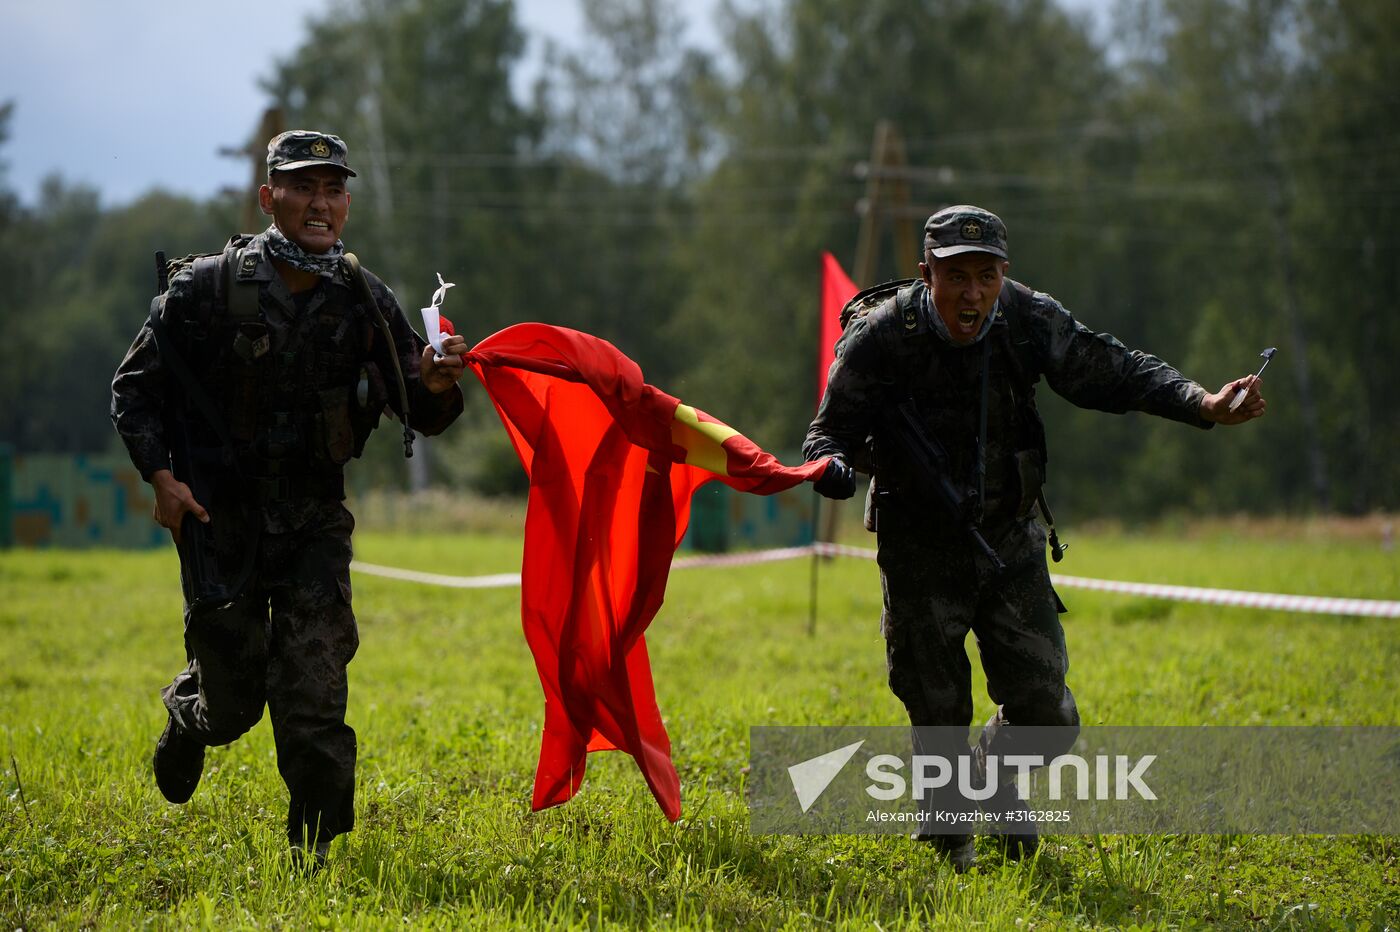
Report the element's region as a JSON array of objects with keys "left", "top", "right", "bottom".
[
  {"left": 8, "top": 452, "right": 166, "bottom": 549},
  {"left": 682, "top": 452, "right": 818, "bottom": 553},
  {"left": 0, "top": 443, "right": 12, "bottom": 549}
]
